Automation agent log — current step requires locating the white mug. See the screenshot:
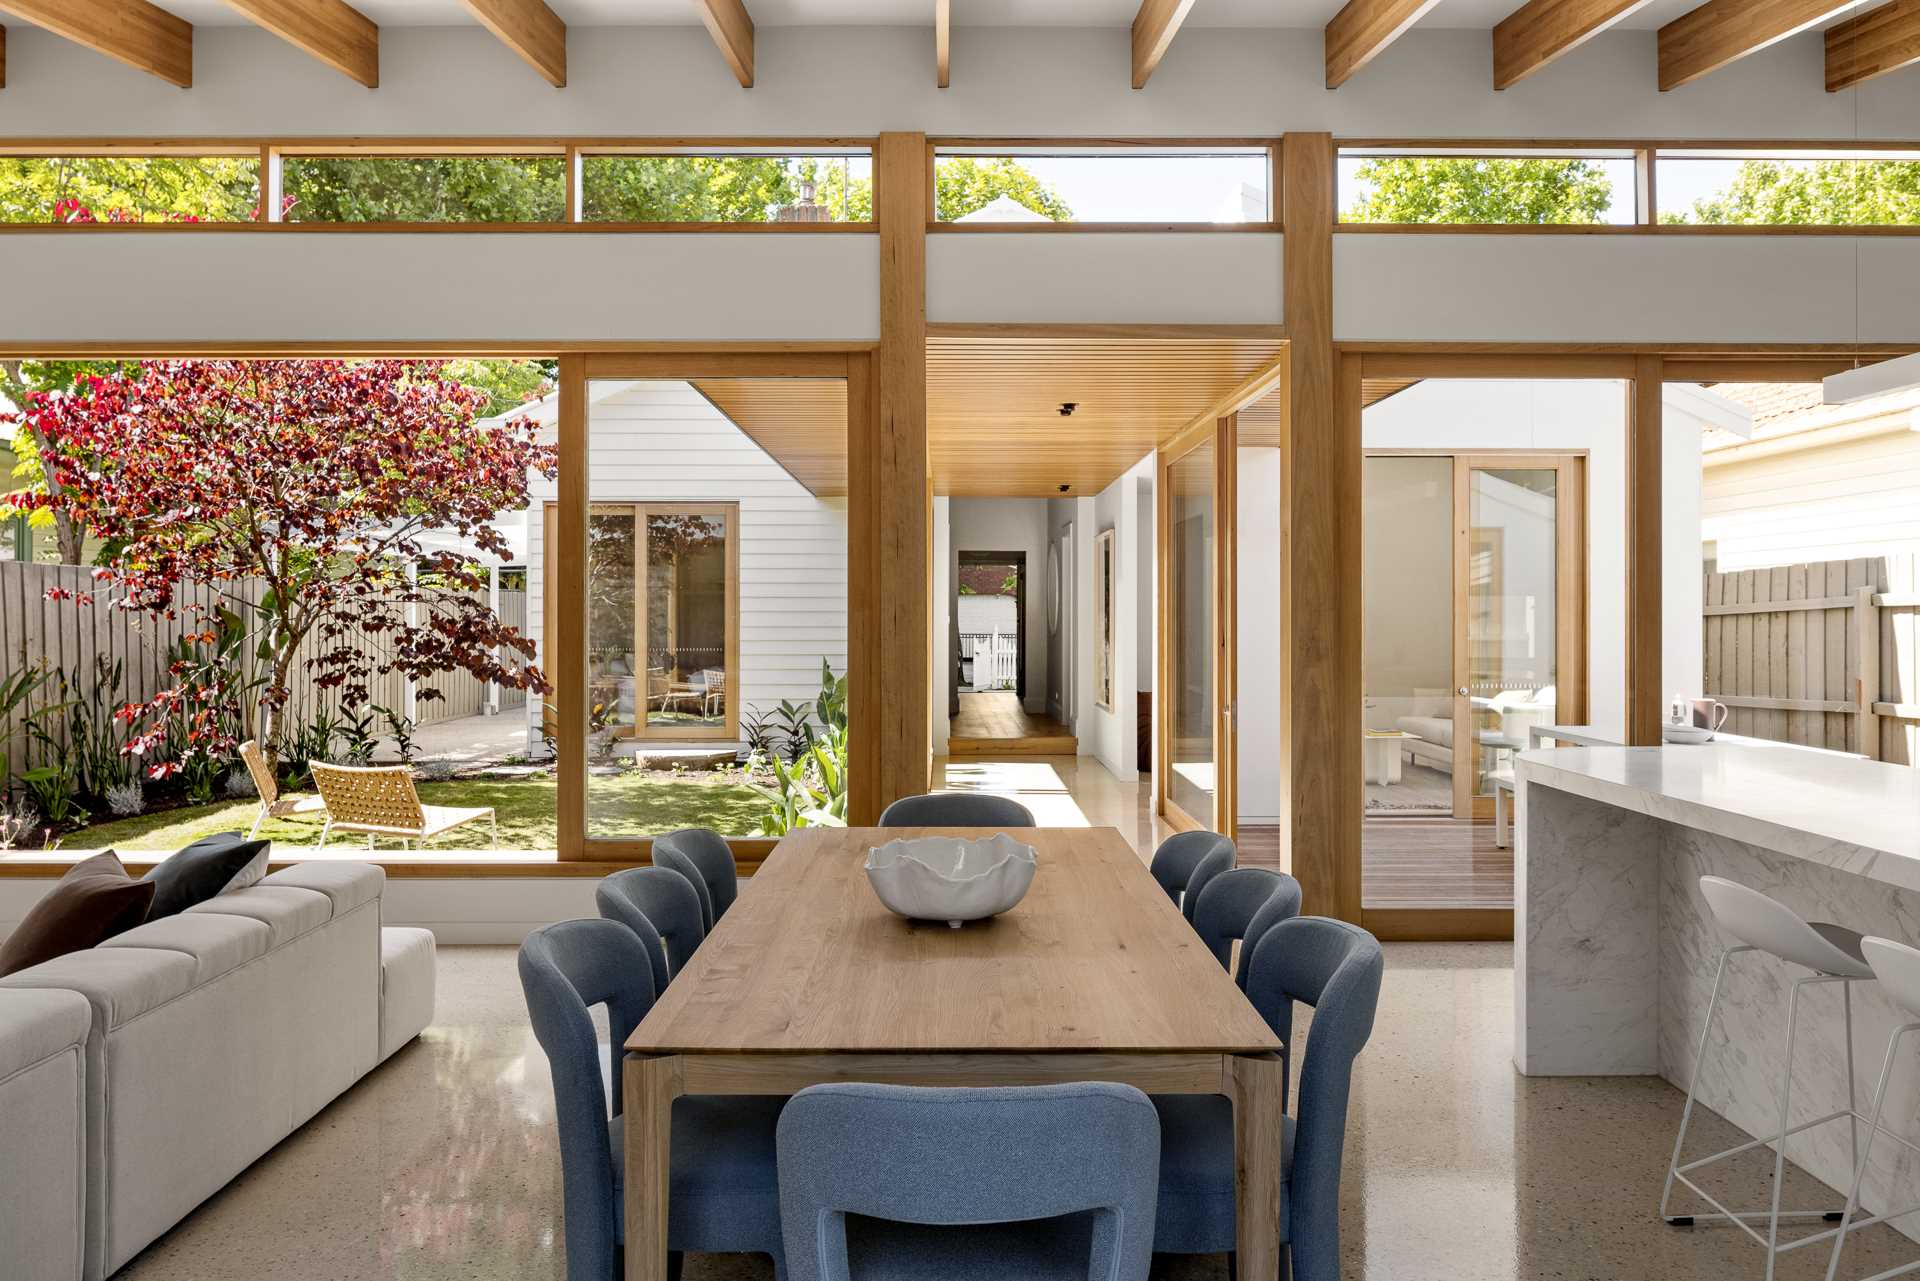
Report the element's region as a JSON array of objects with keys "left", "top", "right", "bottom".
[{"left": 1690, "top": 698, "right": 1730, "bottom": 738}]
